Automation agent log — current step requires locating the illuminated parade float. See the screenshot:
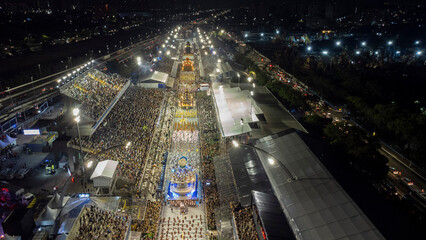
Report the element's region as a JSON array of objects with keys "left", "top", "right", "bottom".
[
  {"left": 167, "top": 40, "right": 201, "bottom": 201},
  {"left": 168, "top": 156, "right": 198, "bottom": 199}
]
